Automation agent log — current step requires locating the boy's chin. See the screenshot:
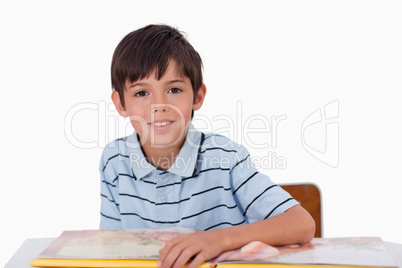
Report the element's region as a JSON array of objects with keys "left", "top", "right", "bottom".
[
  {"left": 149, "top": 138, "right": 184, "bottom": 149},
  {"left": 139, "top": 127, "right": 188, "bottom": 149}
]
